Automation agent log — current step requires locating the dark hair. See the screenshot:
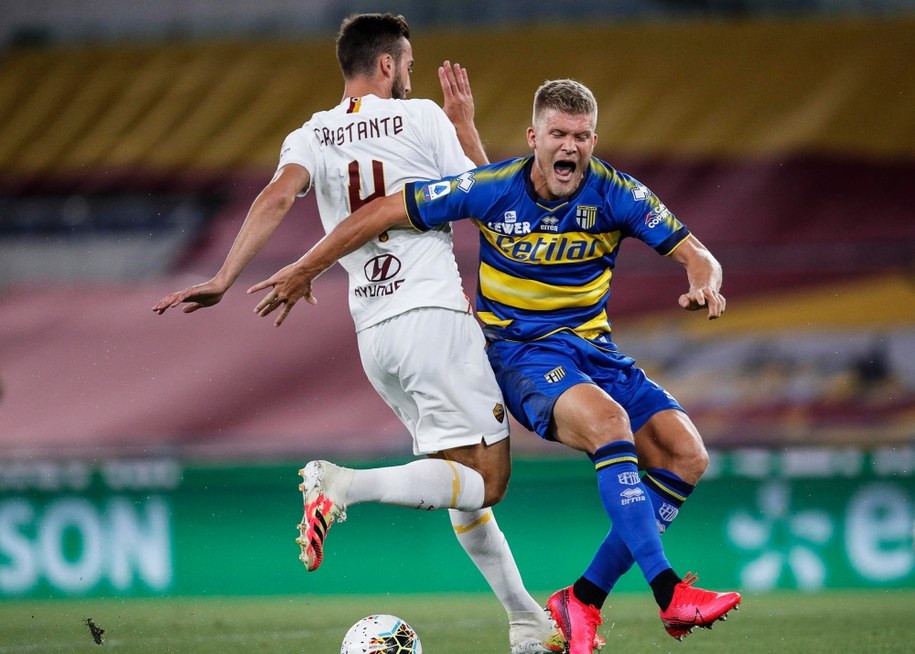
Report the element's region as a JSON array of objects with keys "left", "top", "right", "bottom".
[{"left": 336, "top": 13, "right": 411, "bottom": 79}]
